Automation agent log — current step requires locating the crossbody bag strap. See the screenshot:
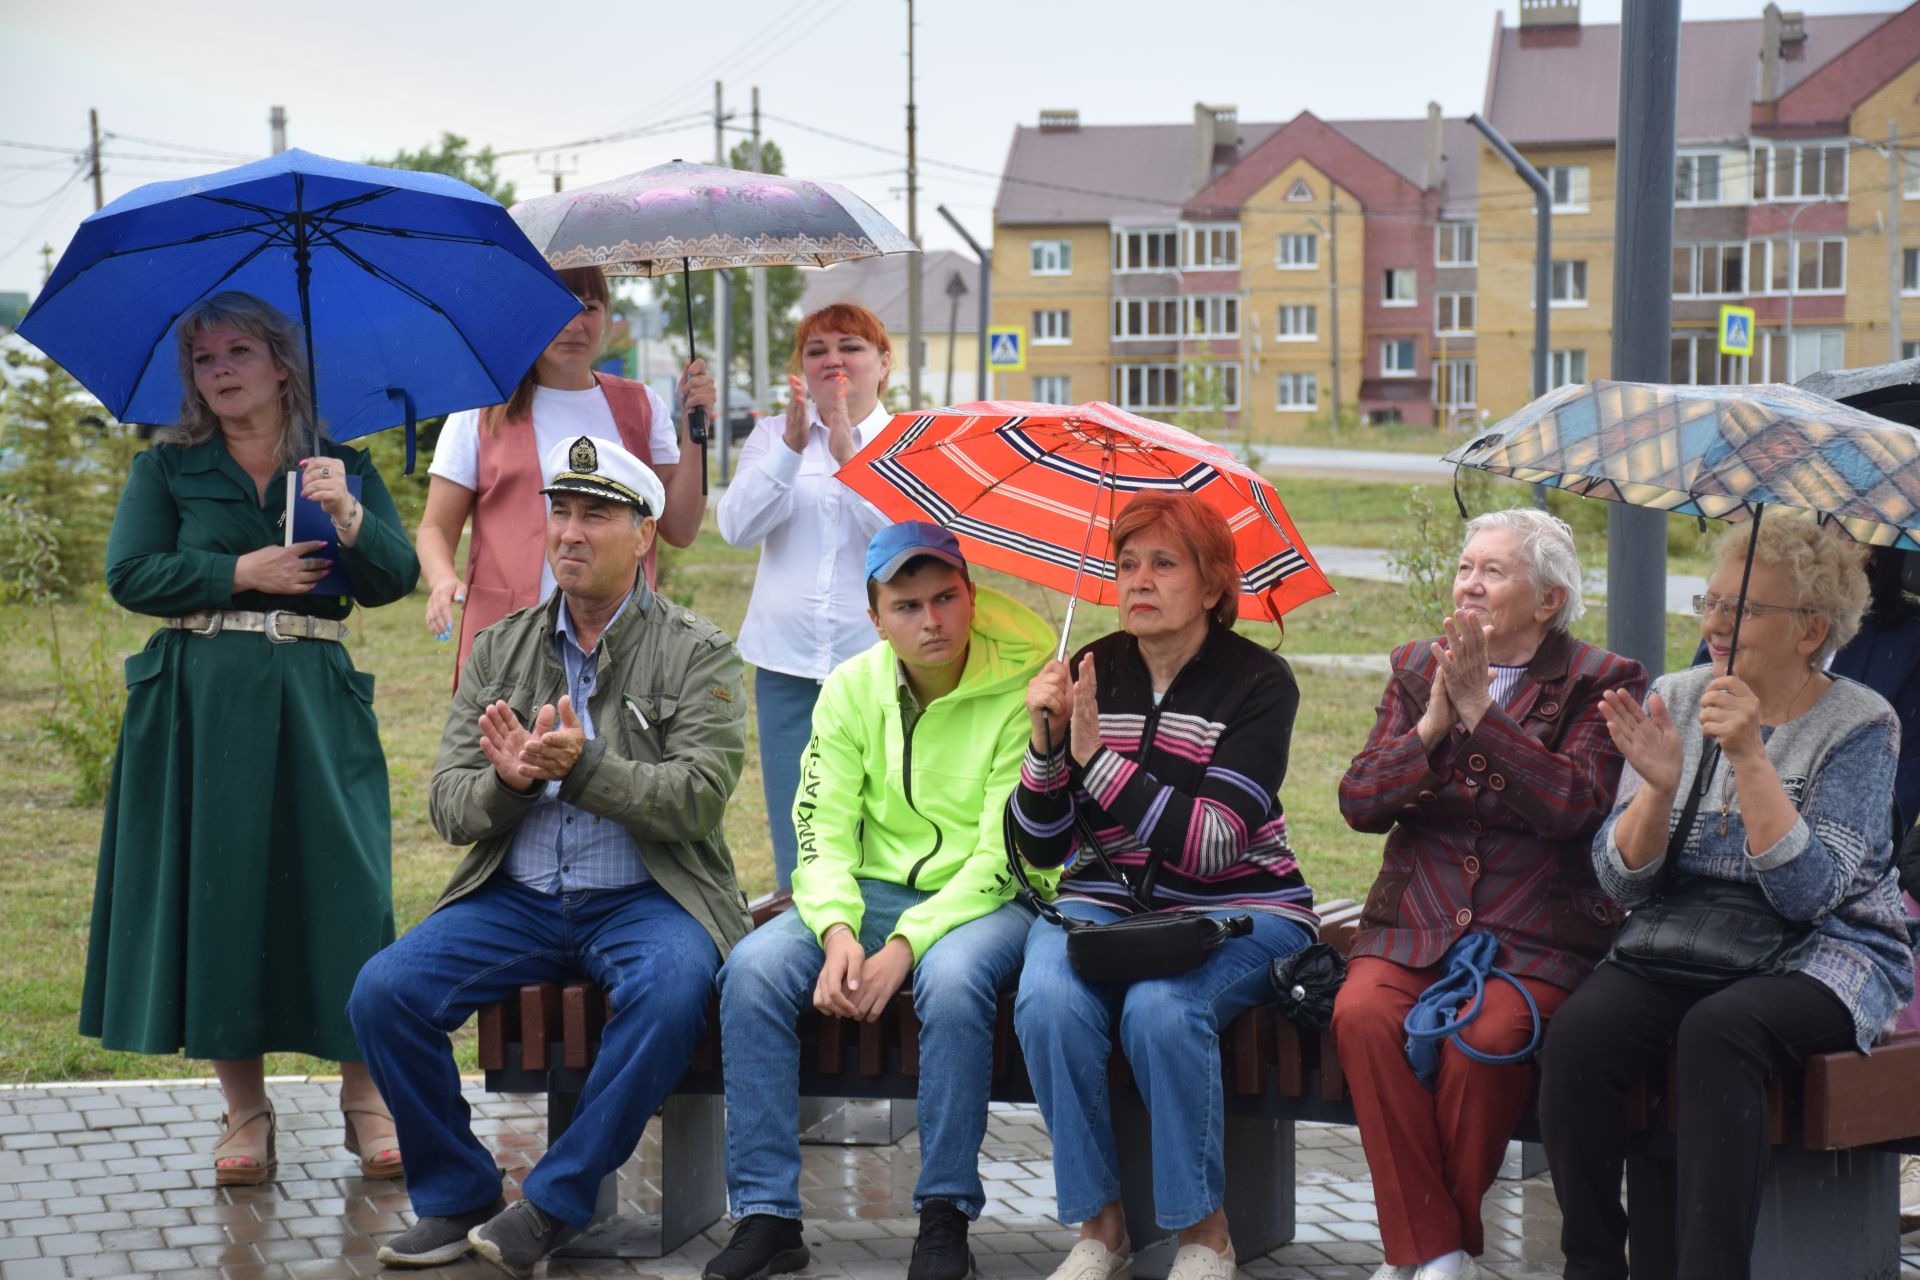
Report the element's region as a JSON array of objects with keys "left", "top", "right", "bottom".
[
  {"left": 1655, "top": 739, "right": 1719, "bottom": 893},
  {"left": 1045, "top": 713, "right": 1156, "bottom": 915}
]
